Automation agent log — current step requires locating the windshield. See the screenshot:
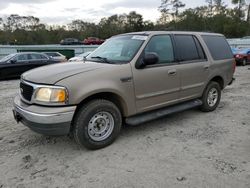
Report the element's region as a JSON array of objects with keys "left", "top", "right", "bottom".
[
  {"left": 86, "top": 35, "right": 146, "bottom": 64},
  {"left": 0, "top": 54, "right": 16, "bottom": 62}
]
